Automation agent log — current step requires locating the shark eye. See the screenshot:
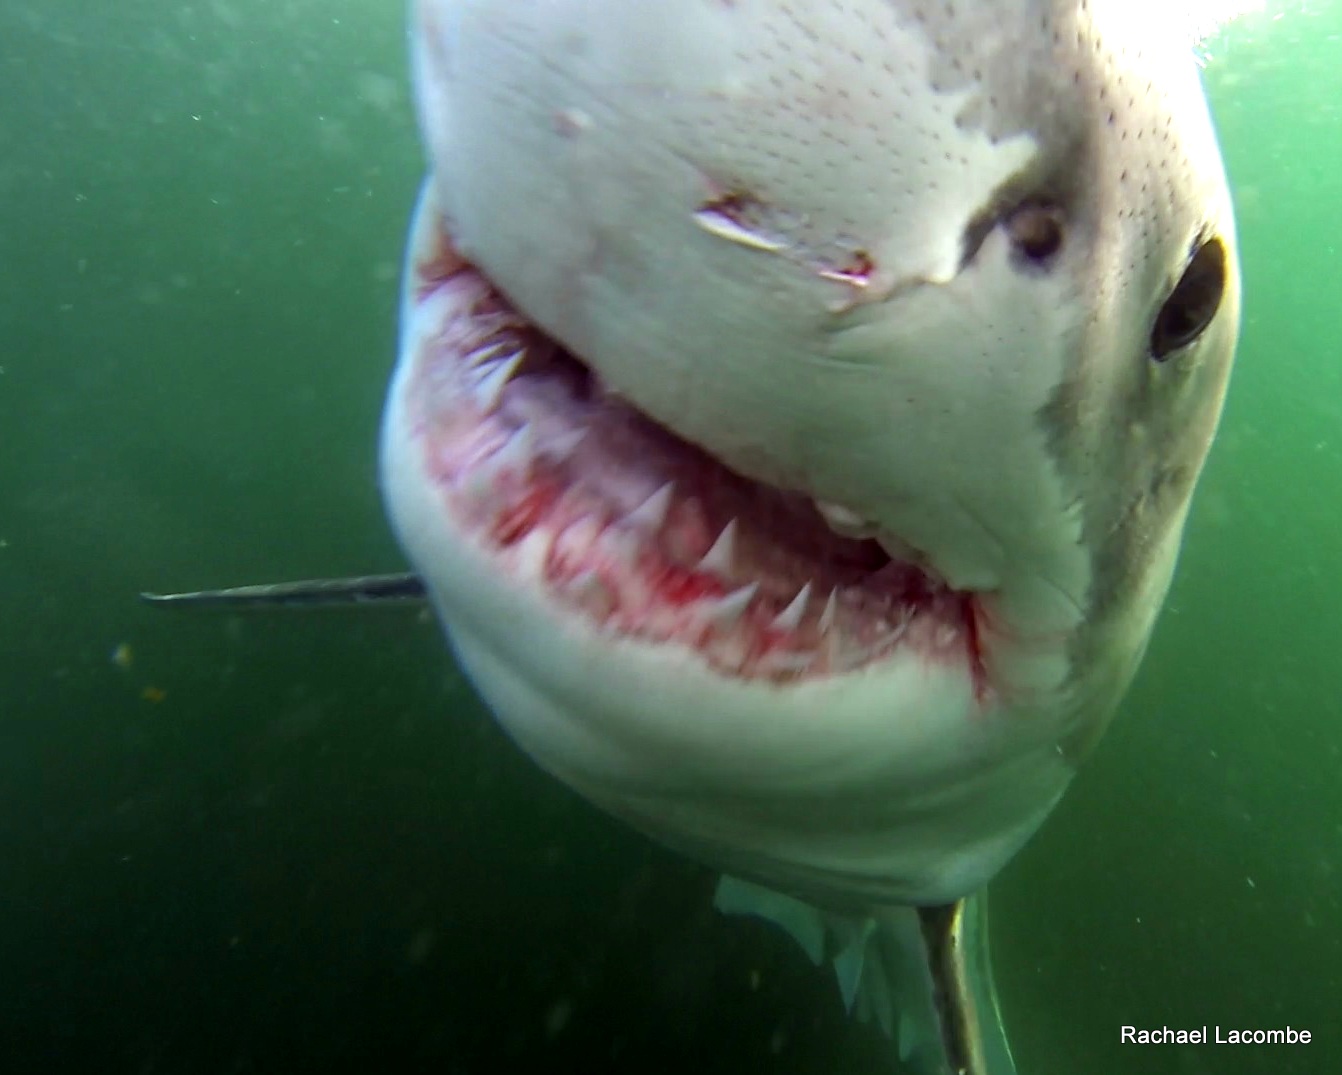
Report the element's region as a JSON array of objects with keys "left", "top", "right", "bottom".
[{"left": 1151, "top": 237, "right": 1227, "bottom": 361}]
